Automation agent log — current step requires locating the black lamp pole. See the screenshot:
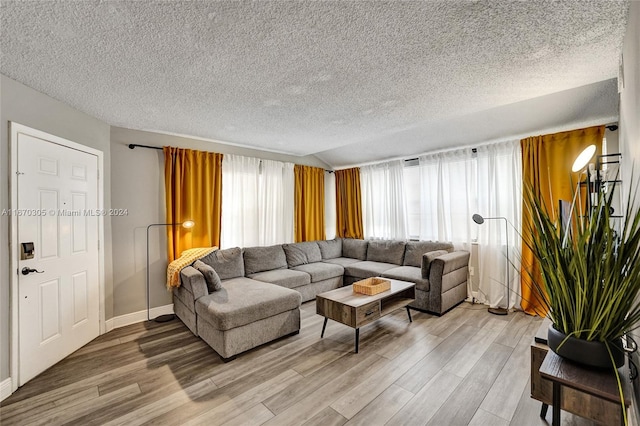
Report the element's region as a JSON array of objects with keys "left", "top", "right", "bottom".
[{"left": 472, "top": 214, "right": 510, "bottom": 316}]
